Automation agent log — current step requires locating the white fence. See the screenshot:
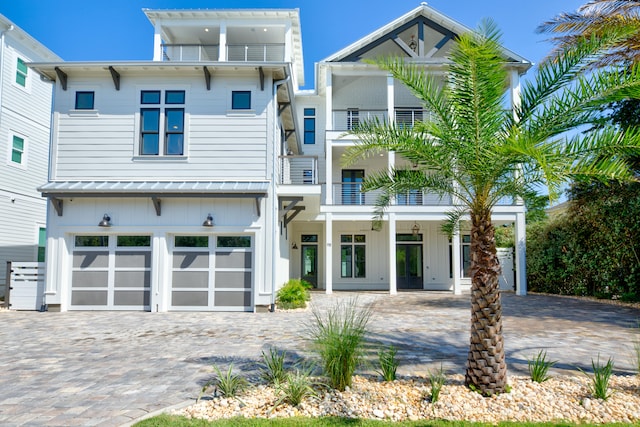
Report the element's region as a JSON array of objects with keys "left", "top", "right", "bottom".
[{"left": 4, "top": 261, "right": 45, "bottom": 311}]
